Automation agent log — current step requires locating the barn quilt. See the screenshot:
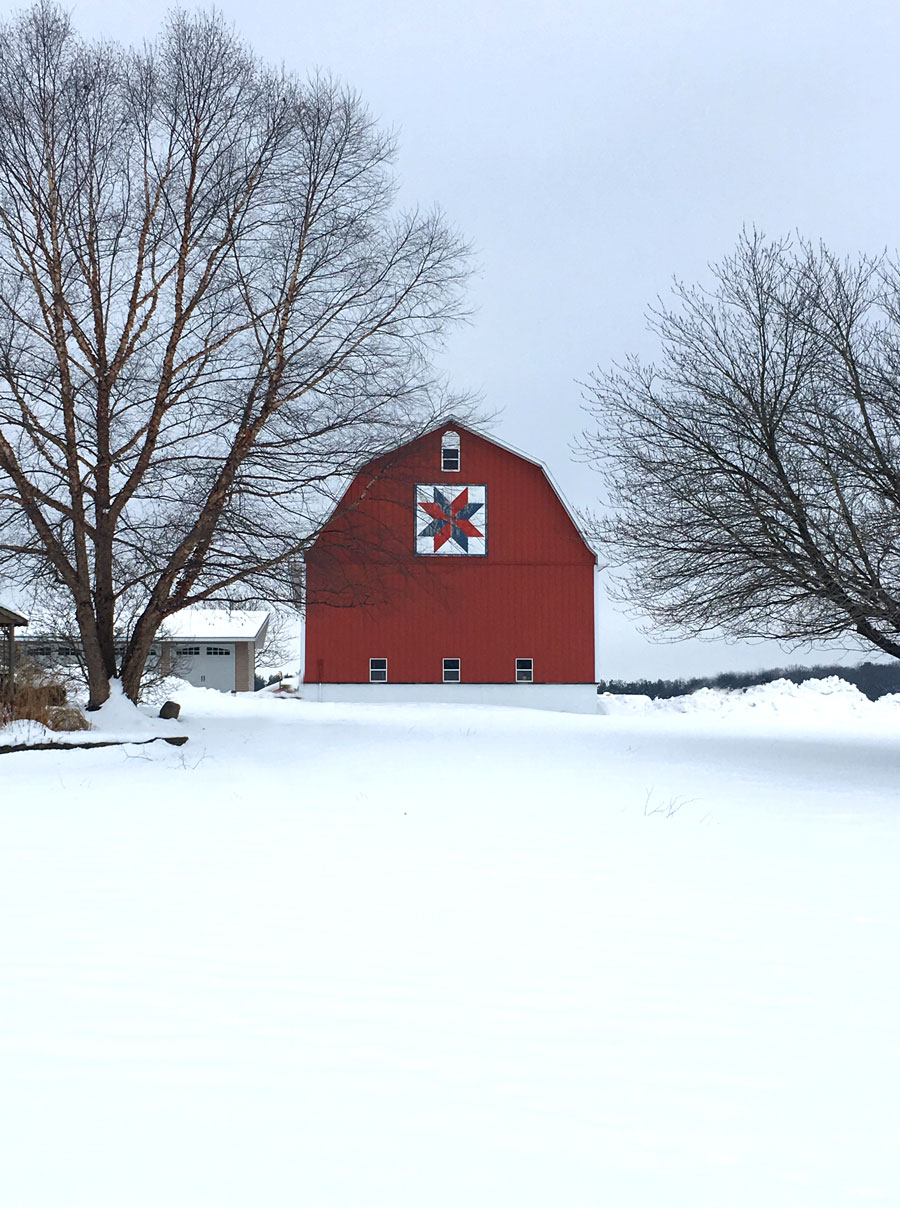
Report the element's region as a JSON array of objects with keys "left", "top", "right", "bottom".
[{"left": 416, "top": 484, "right": 487, "bottom": 555}]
